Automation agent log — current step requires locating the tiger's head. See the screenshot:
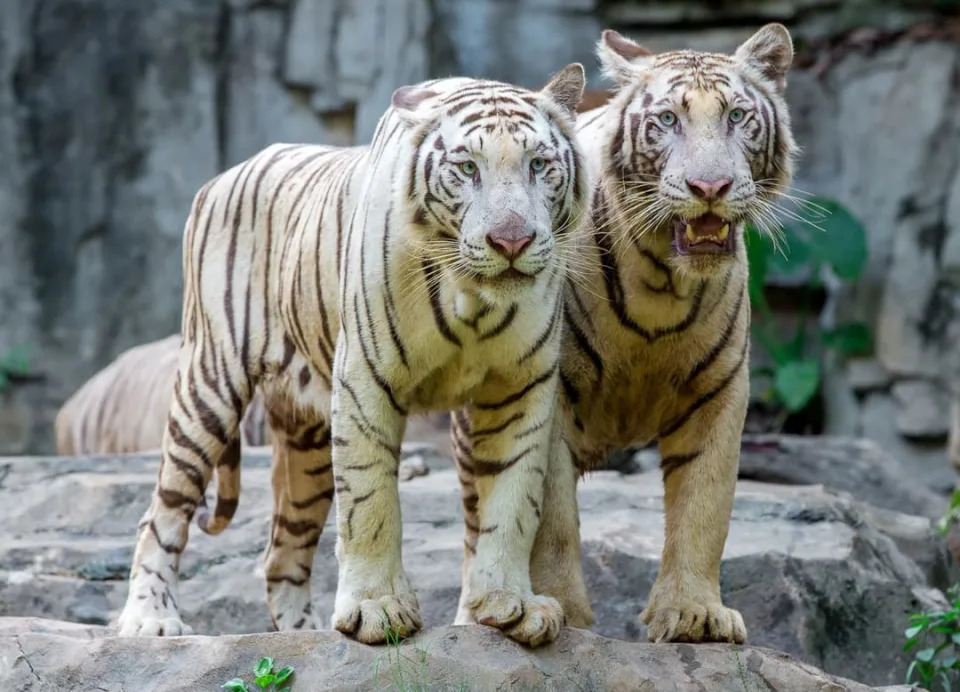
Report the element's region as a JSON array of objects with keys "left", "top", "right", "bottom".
[
  {"left": 598, "top": 24, "right": 797, "bottom": 276},
  {"left": 393, "top": 66, "right": 588, "bottom": 296}
]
